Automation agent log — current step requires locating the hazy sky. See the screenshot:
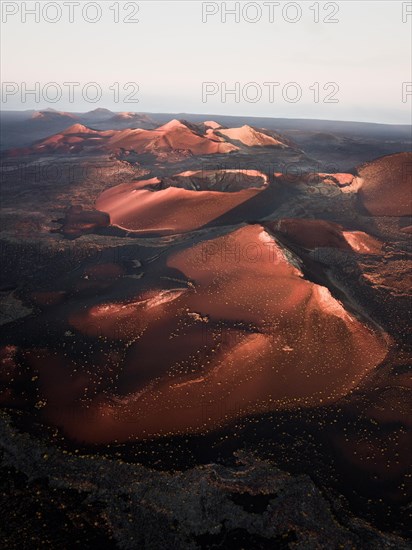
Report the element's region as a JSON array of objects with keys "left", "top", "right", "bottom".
[{"left": 1, "top": 0, "right": 411, "bottom": 123}]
